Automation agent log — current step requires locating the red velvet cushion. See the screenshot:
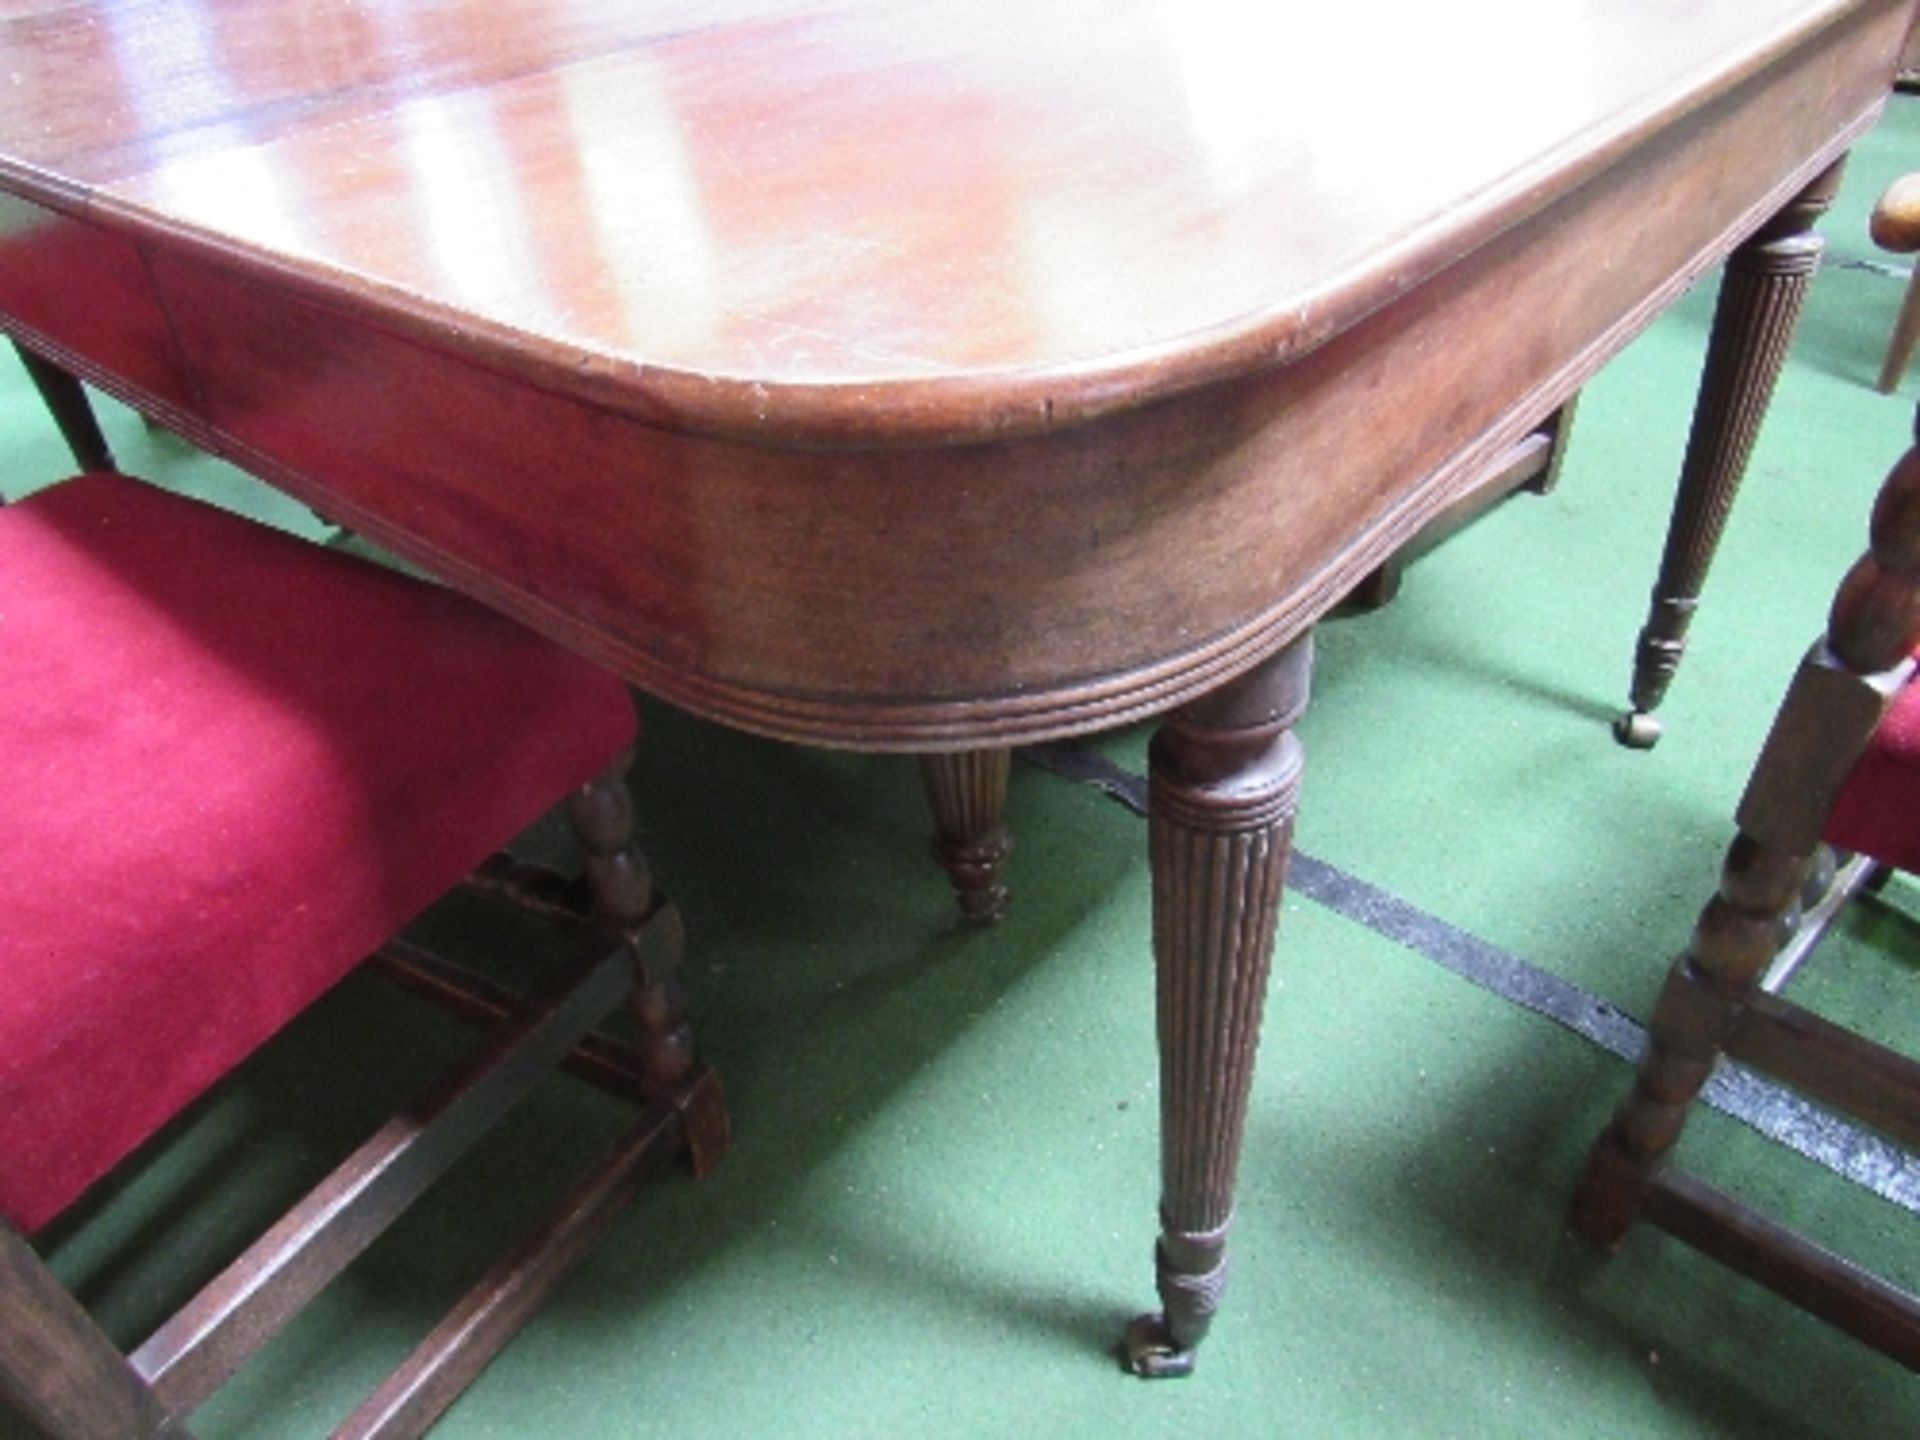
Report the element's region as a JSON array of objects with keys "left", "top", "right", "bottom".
[
  {"left": 1826, "top": 666, "right": 1920, "bottom": 875},
  {"left": 0, "top": 474, "right": 636, "bottom": 1234}
]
